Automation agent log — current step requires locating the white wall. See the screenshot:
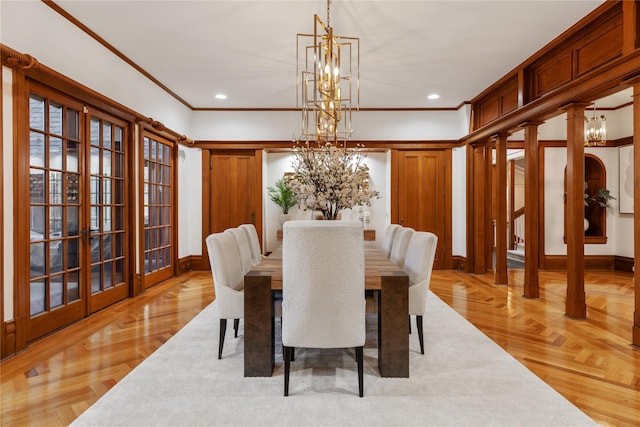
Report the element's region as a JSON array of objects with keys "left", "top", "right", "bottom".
[
  {"left": 0, "top": 1, "right": 192, "bottom": 133},
  {"left": 190, "top": 109, "right": 469, "bottom": 141},
  {"left": 263, "top": 151, "right": 389, "bottom": 253},
  {"left": 3, "top": 67, "right": 14, "bottom": 321},
  {"left": 177, "top": 145, "right": 202, "bottom": 258},
  {"left": 451, "top": 145, "right": 466, "bottom": 256},
  {"left": 544, "top": 147, "right": 620, "bottom": 256}
]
